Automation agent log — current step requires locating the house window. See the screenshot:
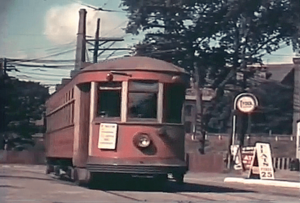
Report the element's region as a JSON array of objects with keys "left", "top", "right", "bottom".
[
  {"left": 164, "top": 84, "right": 185, "bottom": 123},
  {"left": 97, "top": 82, "right": 122, "bottom": 117},
  {"left": 128, "top": 80, "right": 158, "bottom": 119}
]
